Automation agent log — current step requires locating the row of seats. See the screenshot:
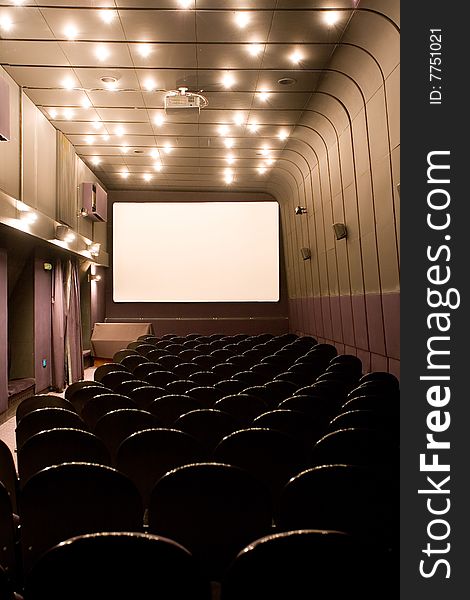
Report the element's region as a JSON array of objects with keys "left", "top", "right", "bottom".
[{"left": 0, "top": 332, "right": 399, "bottom": 597}]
